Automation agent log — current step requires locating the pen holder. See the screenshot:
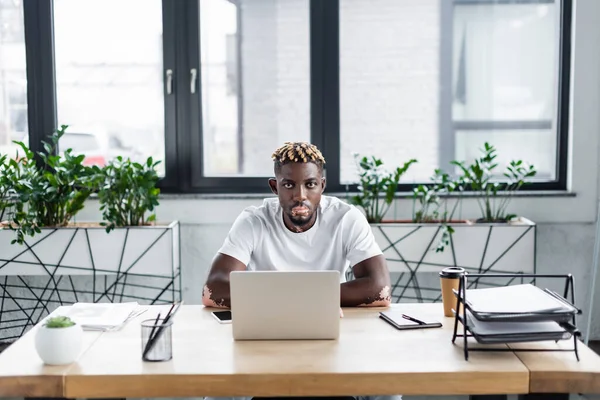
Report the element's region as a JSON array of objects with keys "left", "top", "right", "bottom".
[{"left": 141, "top": 318, "right": 173, "bottom": 362}]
